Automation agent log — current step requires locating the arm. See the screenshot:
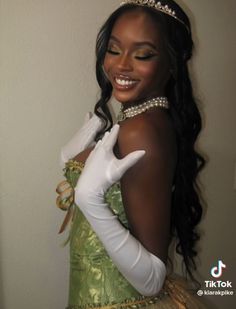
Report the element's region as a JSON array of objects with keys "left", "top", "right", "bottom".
[
  {"left": 117, "top": 117, "right": 177, "bottom": 263},
  {"left": 74, "top": 123, "right": 176, "bottom": 296}
]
